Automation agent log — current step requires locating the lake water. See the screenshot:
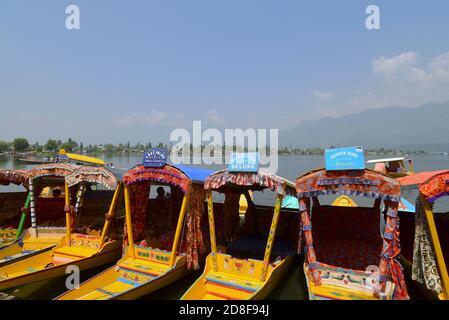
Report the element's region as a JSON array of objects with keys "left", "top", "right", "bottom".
[{"left": 1, "top": 153, "right": 448, "bottom": 300}]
